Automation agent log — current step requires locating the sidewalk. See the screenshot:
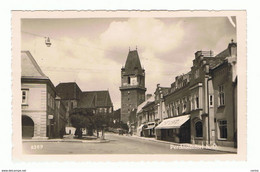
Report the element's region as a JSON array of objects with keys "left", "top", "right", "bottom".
[
  {"left": 128, "top": 134, "right": 237, "bottom": 153},
  {"left": 22, "top": 134, "right": 110, "bottom": 143}
]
